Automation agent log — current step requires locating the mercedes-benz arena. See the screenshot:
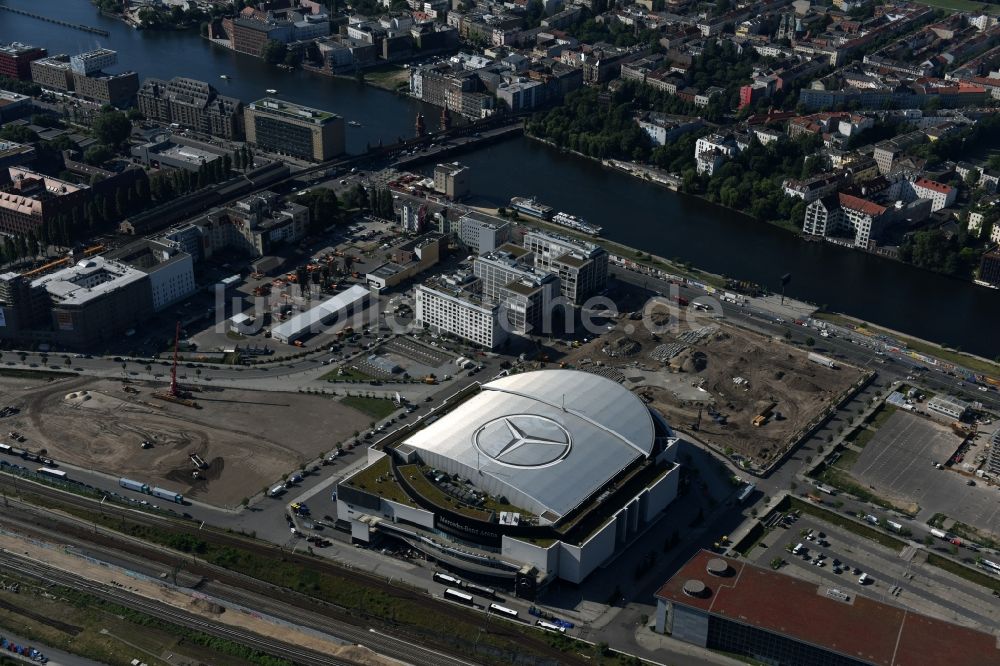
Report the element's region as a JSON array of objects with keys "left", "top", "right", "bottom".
[{"left": 337, "top": 369, "right": 681, "bottom": 591}]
